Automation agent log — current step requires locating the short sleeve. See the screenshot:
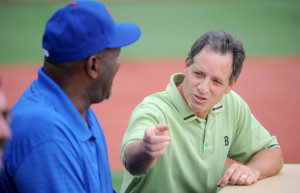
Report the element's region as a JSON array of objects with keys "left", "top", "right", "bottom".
[
  {"left": 13, "top": 140, "right": 86, "bottom": 193},
  {"left": 120, "top": 103, "right": 164, "bottom": 166},
  {"left": 228, "top": 93, "right": 279, "bottom": 163}
]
